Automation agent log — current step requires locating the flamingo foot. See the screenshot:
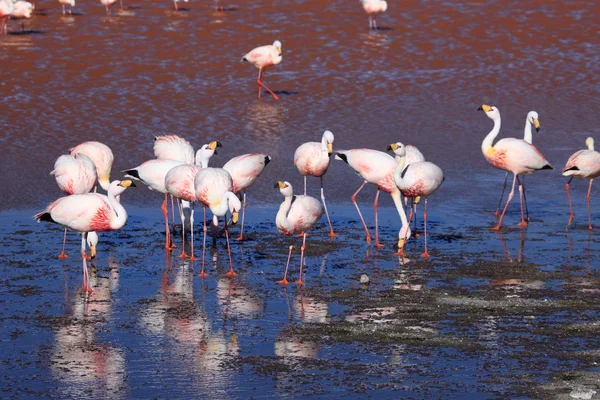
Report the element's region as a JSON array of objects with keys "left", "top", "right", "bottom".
[
  {"left": 83, "top": 254, "right": 91, "bottom": 260},
  {"left": 82, "top": 284, "right": 94, "bottom": 294},
  {"left": 189, "top": 255, "right": 197, "bottom": 261},
  {"left": 295, "top": 279, "right": 304, "bottom": 286},
  {"left": 235, "top": 235, "right": 244, "bottom": 241},
  {"left": 490, "top": 225, "right": 502, "bottom": 231},
  {"left": 58, "top": 252, "right": 68, "bottom": 260},
  {"left": 517, "top": 220, "right": 528, "bottom": 228},
  {"left": 365, "top": 233, "right": 372, "bottom": 245},
  {"left": 421, "top": 251, "right": 430, "bottom": 259},
  {"left": 588, "top": 225, "right": 593, "bottom": 230},
  {"left": 394, "top": 249, "right": 405, "bottom": 256},
  {"left": 277, "top": 278, "right": 289, "bottom": 286},
  {"left": 328, "top": 231, "right": 337, "bottom": 238},
  {"left": 413, "top": 232, "right": 421, "bottom": 238},
  {"left": 568, "top": 215, "right": 574, "bottom": 226},
  {"left": 198, "top": 271, "right": 209, "bottom": 278},
  {"left": 225, "top": 270, "right": 237, "bottom": 277},
  {"left": 374, "top": 241, "right": 384, "bottom": 248},
  {"left": 493, "top": 210, "right": 500, "bottom": 219},
  {"left": 178, "top": 252, "right": 188, "bottom": 259}
]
